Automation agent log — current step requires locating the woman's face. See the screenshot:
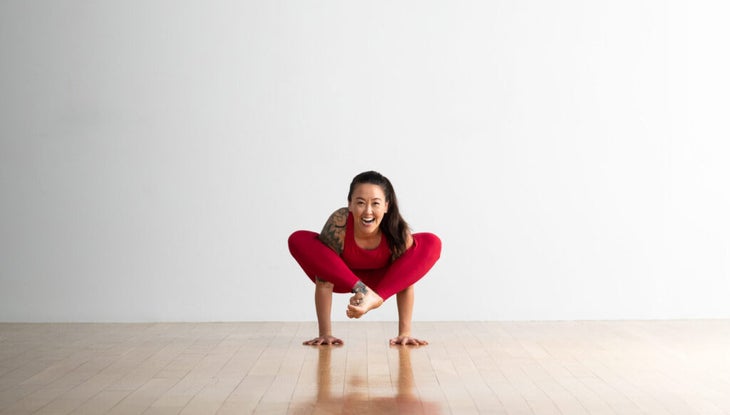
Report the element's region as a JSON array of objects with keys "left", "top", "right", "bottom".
[{"left": 348, "top": 183, "right": 389, "bottom": 235}]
